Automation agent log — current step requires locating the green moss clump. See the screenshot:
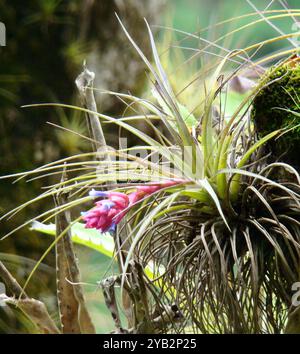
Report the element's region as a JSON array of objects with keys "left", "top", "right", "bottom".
[{"left": 251, "top": 57, "right": 300, "bottom": 165}]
